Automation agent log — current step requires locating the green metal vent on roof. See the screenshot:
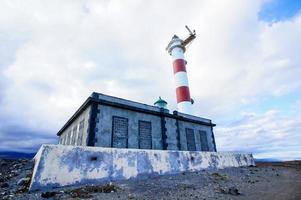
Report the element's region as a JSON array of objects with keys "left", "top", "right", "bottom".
[{"left": 154, "top": 97, "right": 167, "bottom": 109}]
